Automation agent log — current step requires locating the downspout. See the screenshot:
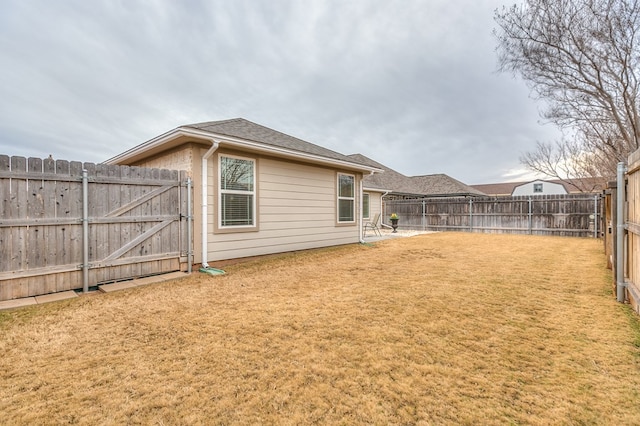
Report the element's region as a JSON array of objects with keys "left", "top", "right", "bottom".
[
  {"left": 380, "top": 190, "right": 393, "bottom": 229},
  {"left": 359, "top": 176, "right": 365, "bottom": 243},
  {"left": 201, "top": 141, "right": 219, "bottom": 268},
  {"left": 359, "top": 172, "right": 378, "bottom": 243}
]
